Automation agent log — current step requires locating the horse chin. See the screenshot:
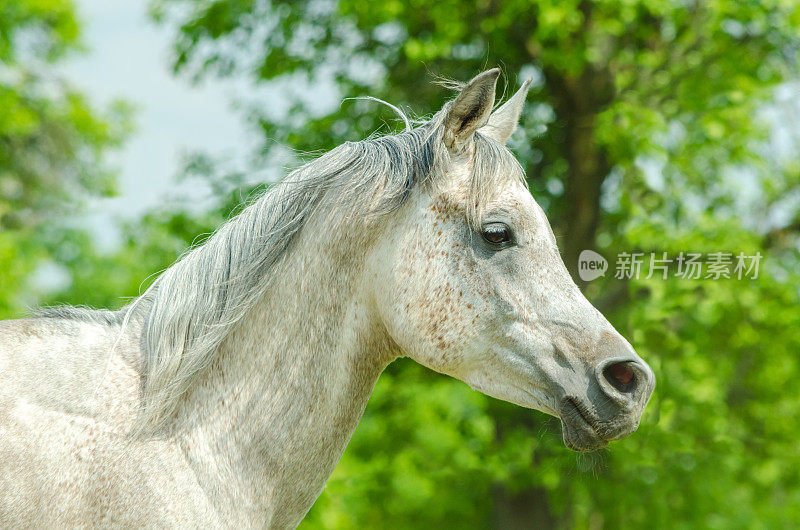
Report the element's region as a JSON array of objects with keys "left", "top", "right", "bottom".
[
  {"left": 560, "top": 421, "right": 610, "bottom": 452},
  {"left": 559, "top": 398, "right": 610, "bottom": 452}
]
